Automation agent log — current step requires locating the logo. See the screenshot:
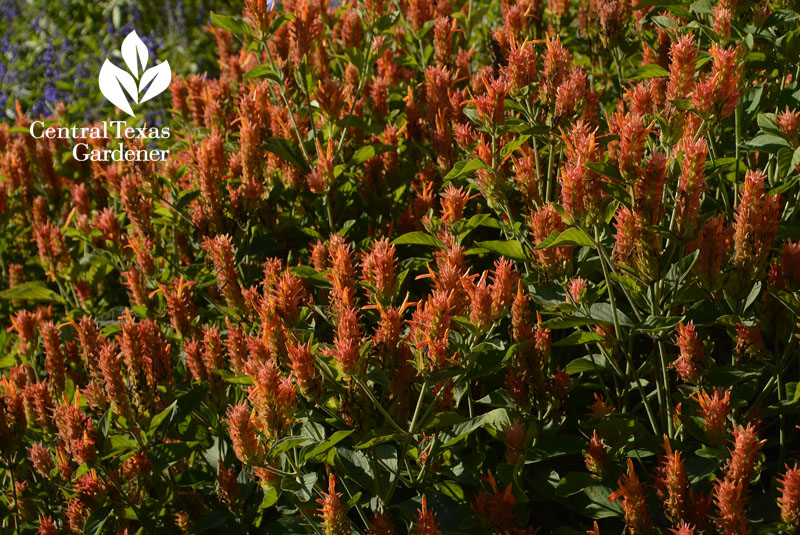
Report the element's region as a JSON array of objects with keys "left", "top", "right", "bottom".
[{"left": 99, "top": 30, "right": 171, "bottom": 117}]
